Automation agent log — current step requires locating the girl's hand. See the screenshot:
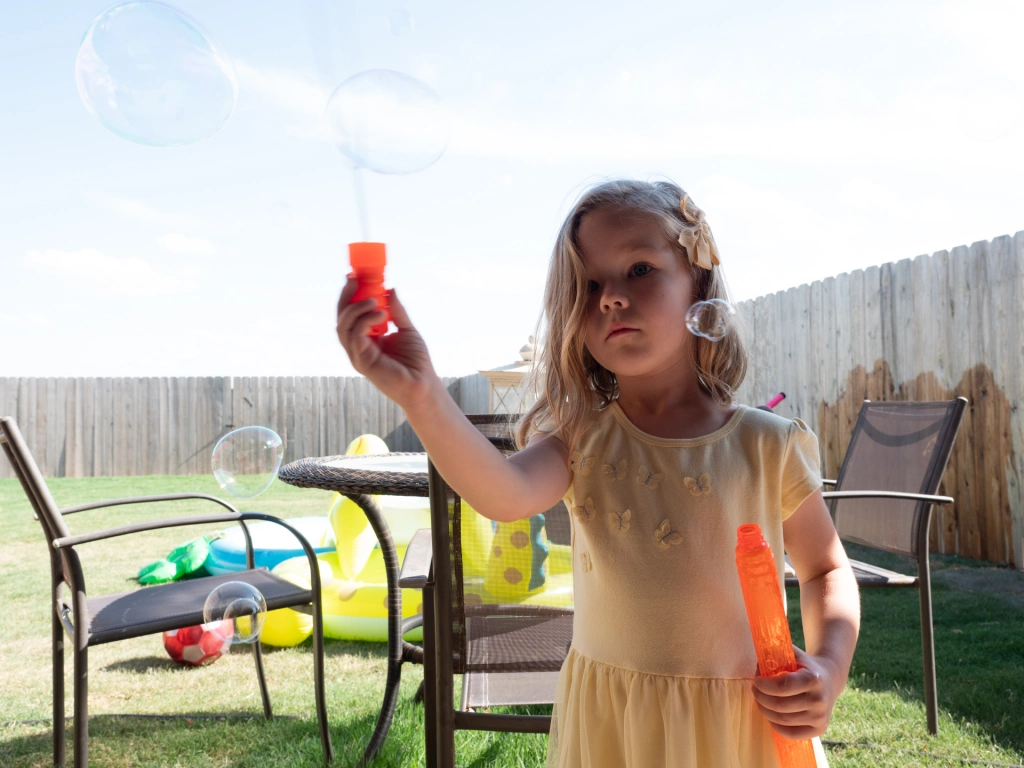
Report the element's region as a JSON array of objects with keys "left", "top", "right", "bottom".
[
  {"left": 335, "top": 277, "right": 437, "bottom": 409},
  {"left": 751, "top": 646, "right": 841, "bottom": 740}
]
